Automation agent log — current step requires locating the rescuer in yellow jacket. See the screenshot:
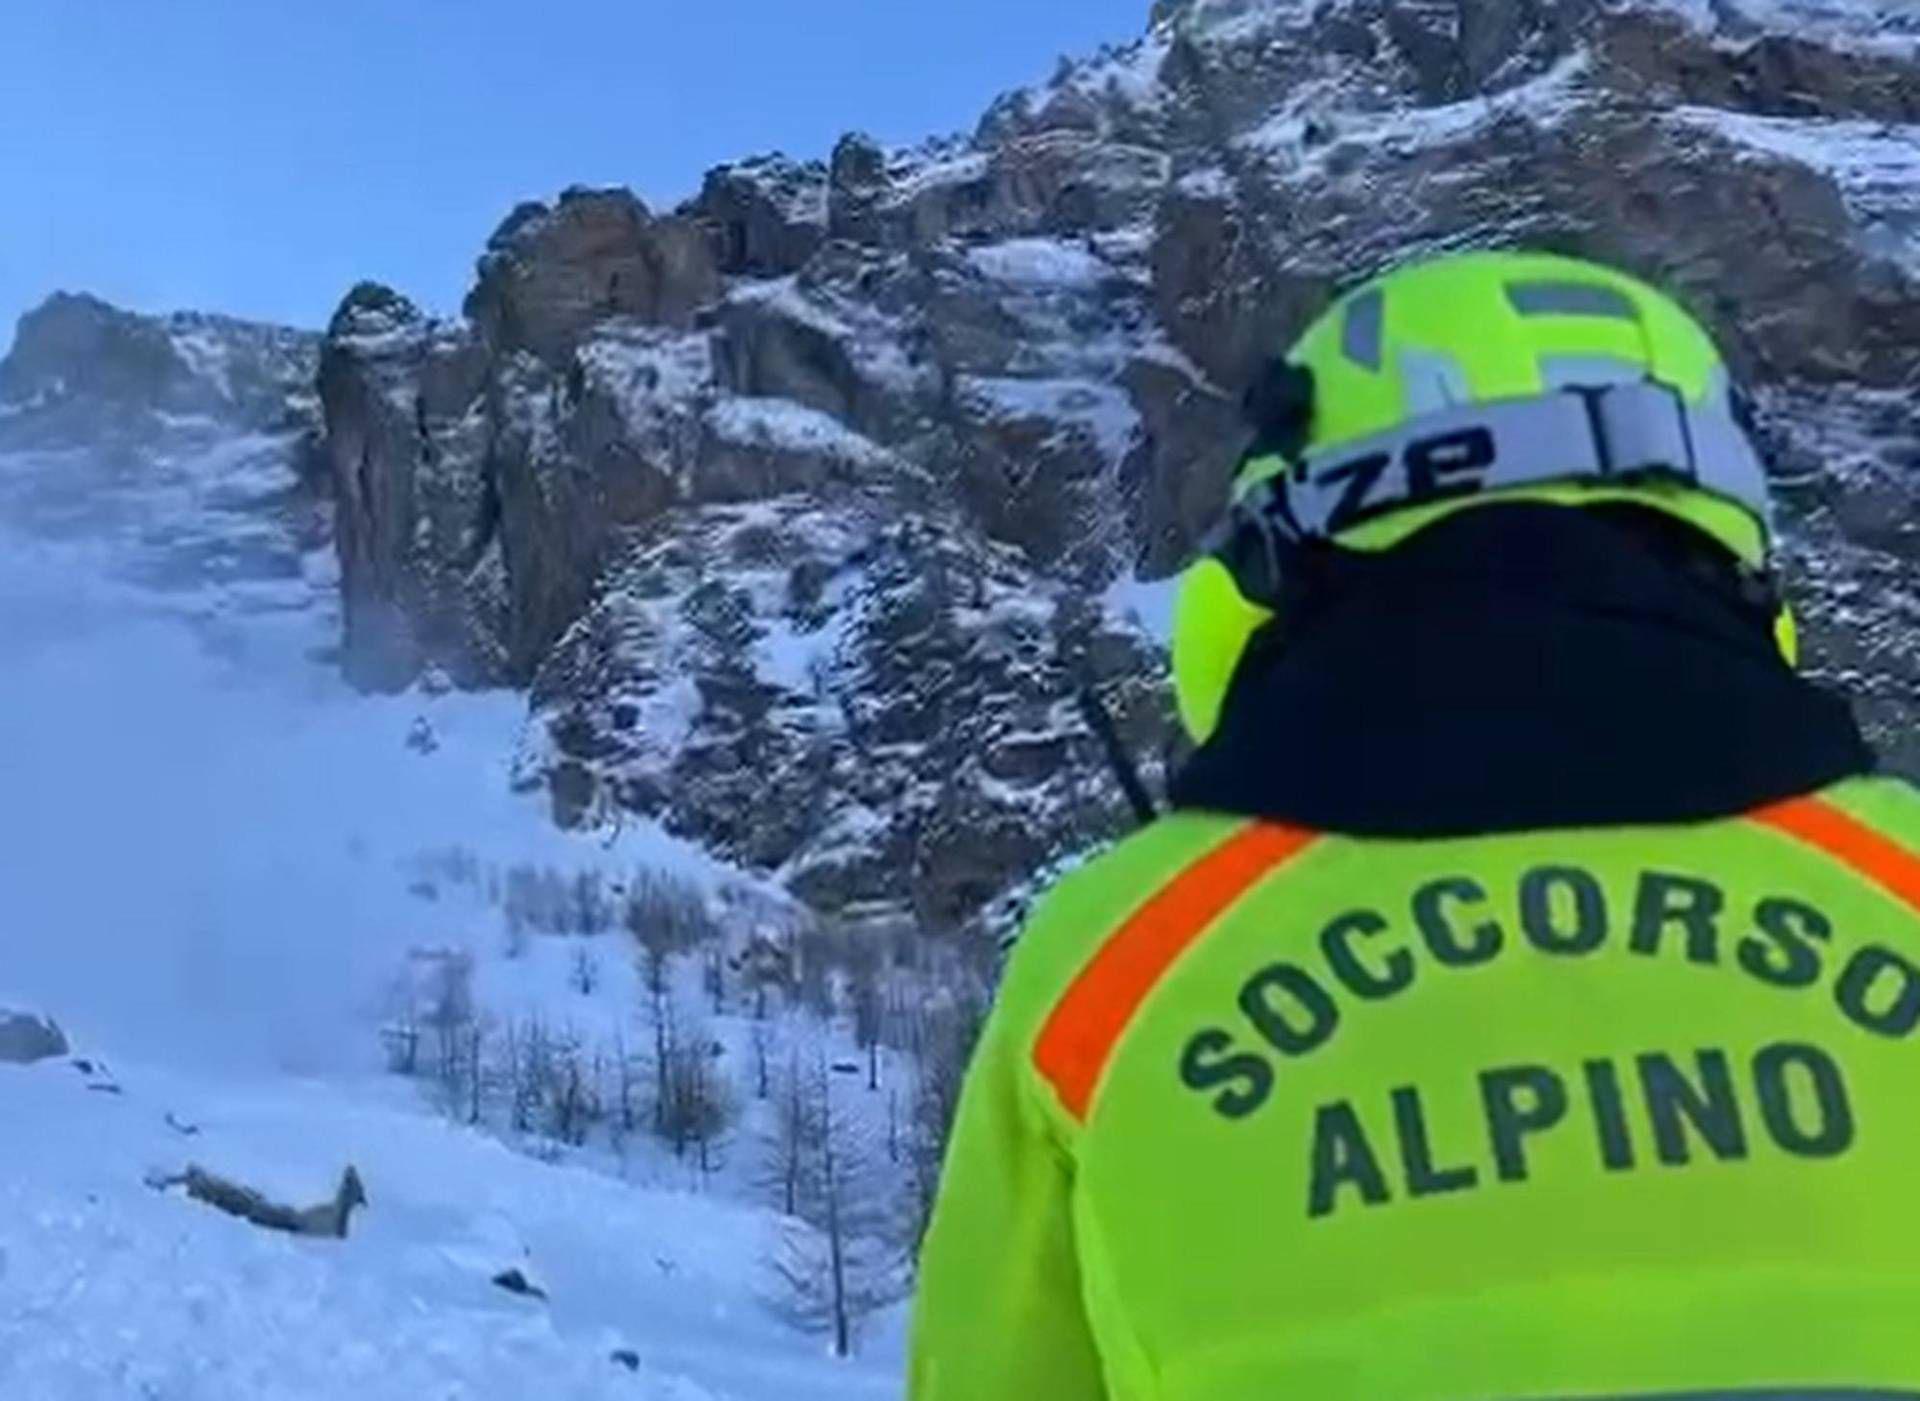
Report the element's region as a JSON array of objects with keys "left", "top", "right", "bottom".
[{"left": 909, "top": 251, "right": 1920, "bottom": 1400}]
